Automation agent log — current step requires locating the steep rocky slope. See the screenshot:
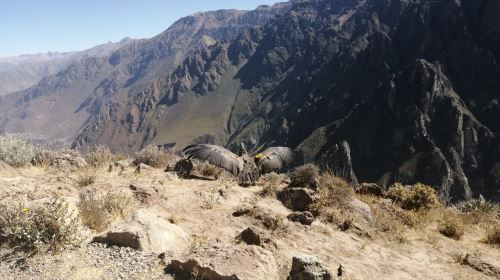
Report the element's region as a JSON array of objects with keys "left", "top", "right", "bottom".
[
  {"left": 0, "top": 38, "right": 133, "bottom": 96},
  {"left": 0, "top": 2, "right": 291, "bottom": 143},
  {"left": 75, "top": 0, "right": 500, "bottom": 201}
]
